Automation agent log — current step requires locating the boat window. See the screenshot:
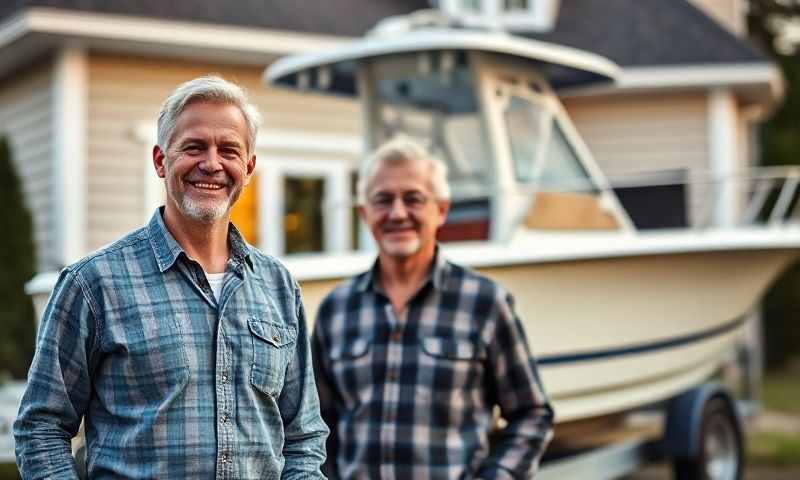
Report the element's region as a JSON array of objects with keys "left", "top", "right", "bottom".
[
  {"left": 538, "top": 122, "right": 596, "bottom": 193},
  {"left": 504, "top": 0, "right": 530, "bottom": 11},
  {"left": 458, "top": 0, "right": 482, "bottom": 14},
  {"left": 504, "top": 95, "right": 596, "bottom": 192},
  {"left": 504, "top": 95, "right": 549, "bottom": 183},
  {"left": 374, "top": 53, "right": 491, "bottom": 197}
]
